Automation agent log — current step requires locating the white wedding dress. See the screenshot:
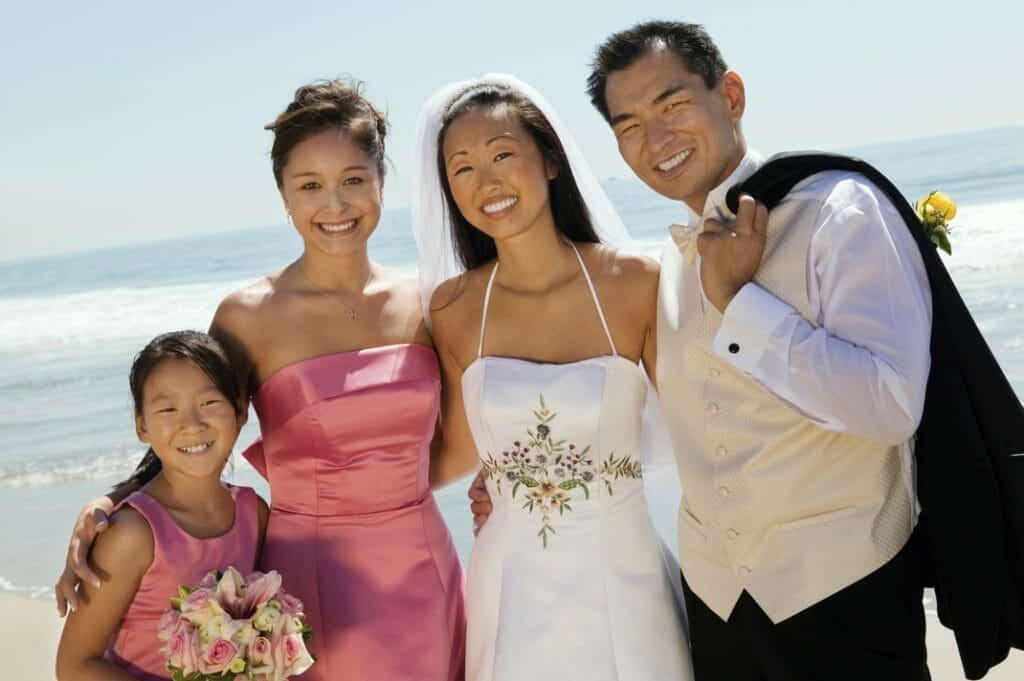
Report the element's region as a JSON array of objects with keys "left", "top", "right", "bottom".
[{"left": 462, "top": 245, "right": 695, "bottom": 681}]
